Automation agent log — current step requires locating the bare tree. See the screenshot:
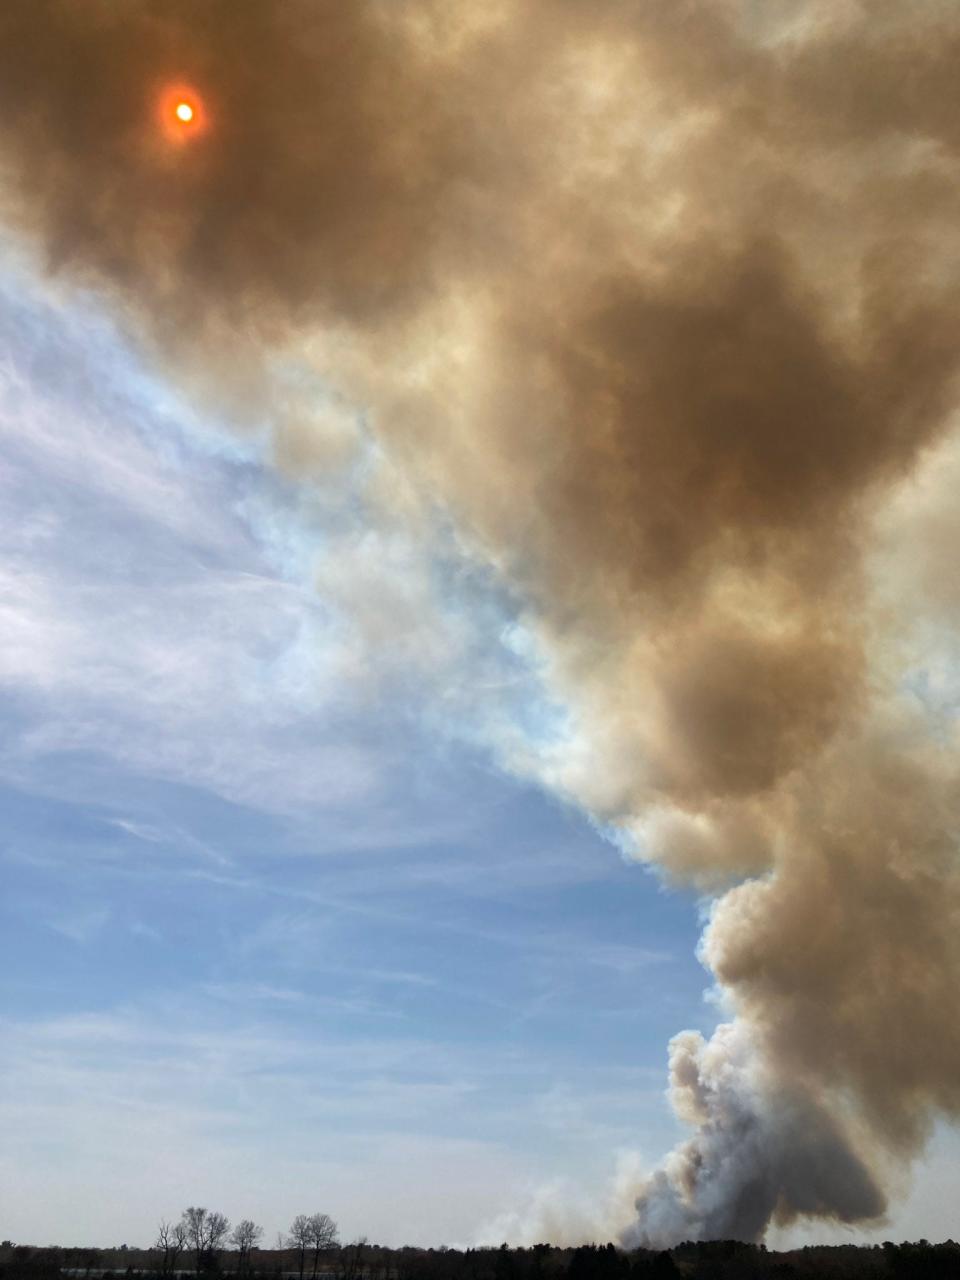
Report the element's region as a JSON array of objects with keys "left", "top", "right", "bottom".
[
  {"left": 205, "top": 1213, "right": 230, "bottom": 1272},
  {"left": 155, "top": 1222, "right": 173, "bottom": 1275},
  {"left": 307, "top": 1216, "right": 339, "bottom": 1280},
  {"left": 181, "top": 1208, "right": 231, "bottom": 1273},
  {"left": 287, "top": 1217, "right": 313, "bottom": 1280},
  {"left": 155, "top": 1221, "right": 187, "bottom": 1275},
  {"left": 175, "top": 1220, "right": 189, "bottom": 1271},
  {"left": 208, "top": 1215, "right": 230, "bottom": 1256},
  {"left": 230, "top": 1222, "right": 263, "bottom": 1277}
]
